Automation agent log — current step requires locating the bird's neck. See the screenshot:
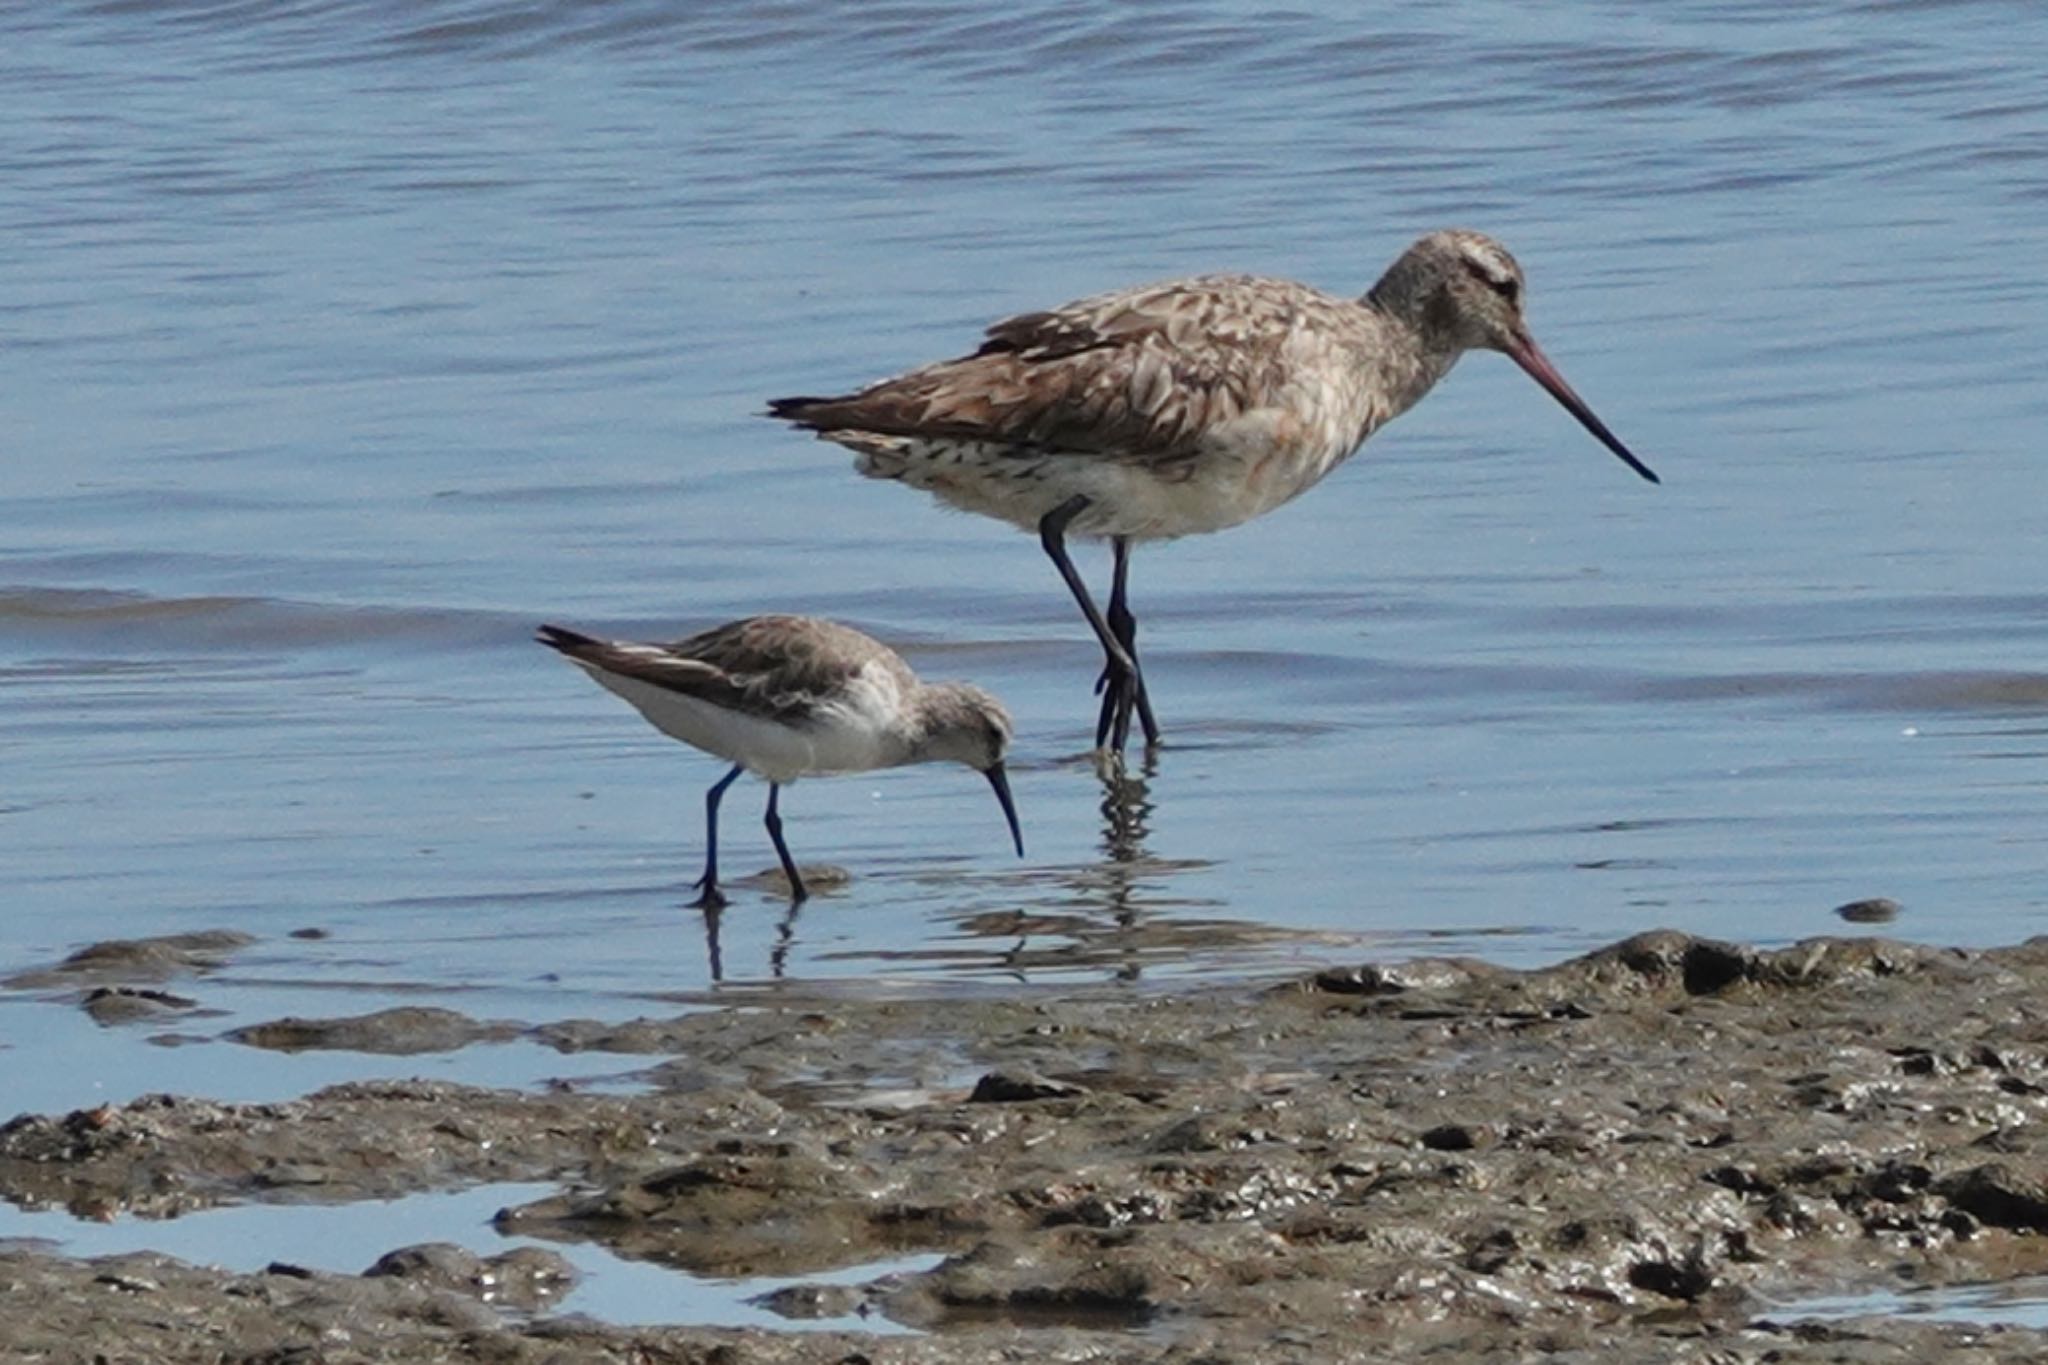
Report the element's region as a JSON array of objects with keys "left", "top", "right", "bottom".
[
  {"left": 1356, "top": 285, "right": 1467, "bottom": 422},
  {"left": 1364, "top": 250, "right": 1450, "bottom": 333}
]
